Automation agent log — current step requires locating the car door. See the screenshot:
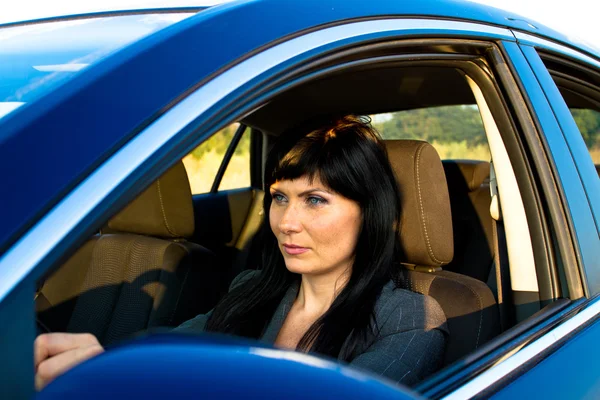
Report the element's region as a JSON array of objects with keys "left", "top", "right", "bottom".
[
  {"left": 422, "top": 32, "right": 600, "bottom": 399},
  {"left": 484, "top": 33, "right": 600, "bottom": 399},
  {"left": 432, "top": 33, "right": 600, "bottom": 400}
]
